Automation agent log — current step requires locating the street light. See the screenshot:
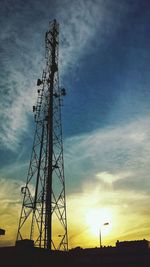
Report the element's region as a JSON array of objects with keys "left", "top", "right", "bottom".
[
  {"left": 58, "top": 234, "right": 65, "bottom": 250},
  {"left": 99, "top": 222, "right": 109, "bottom": 248}
]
